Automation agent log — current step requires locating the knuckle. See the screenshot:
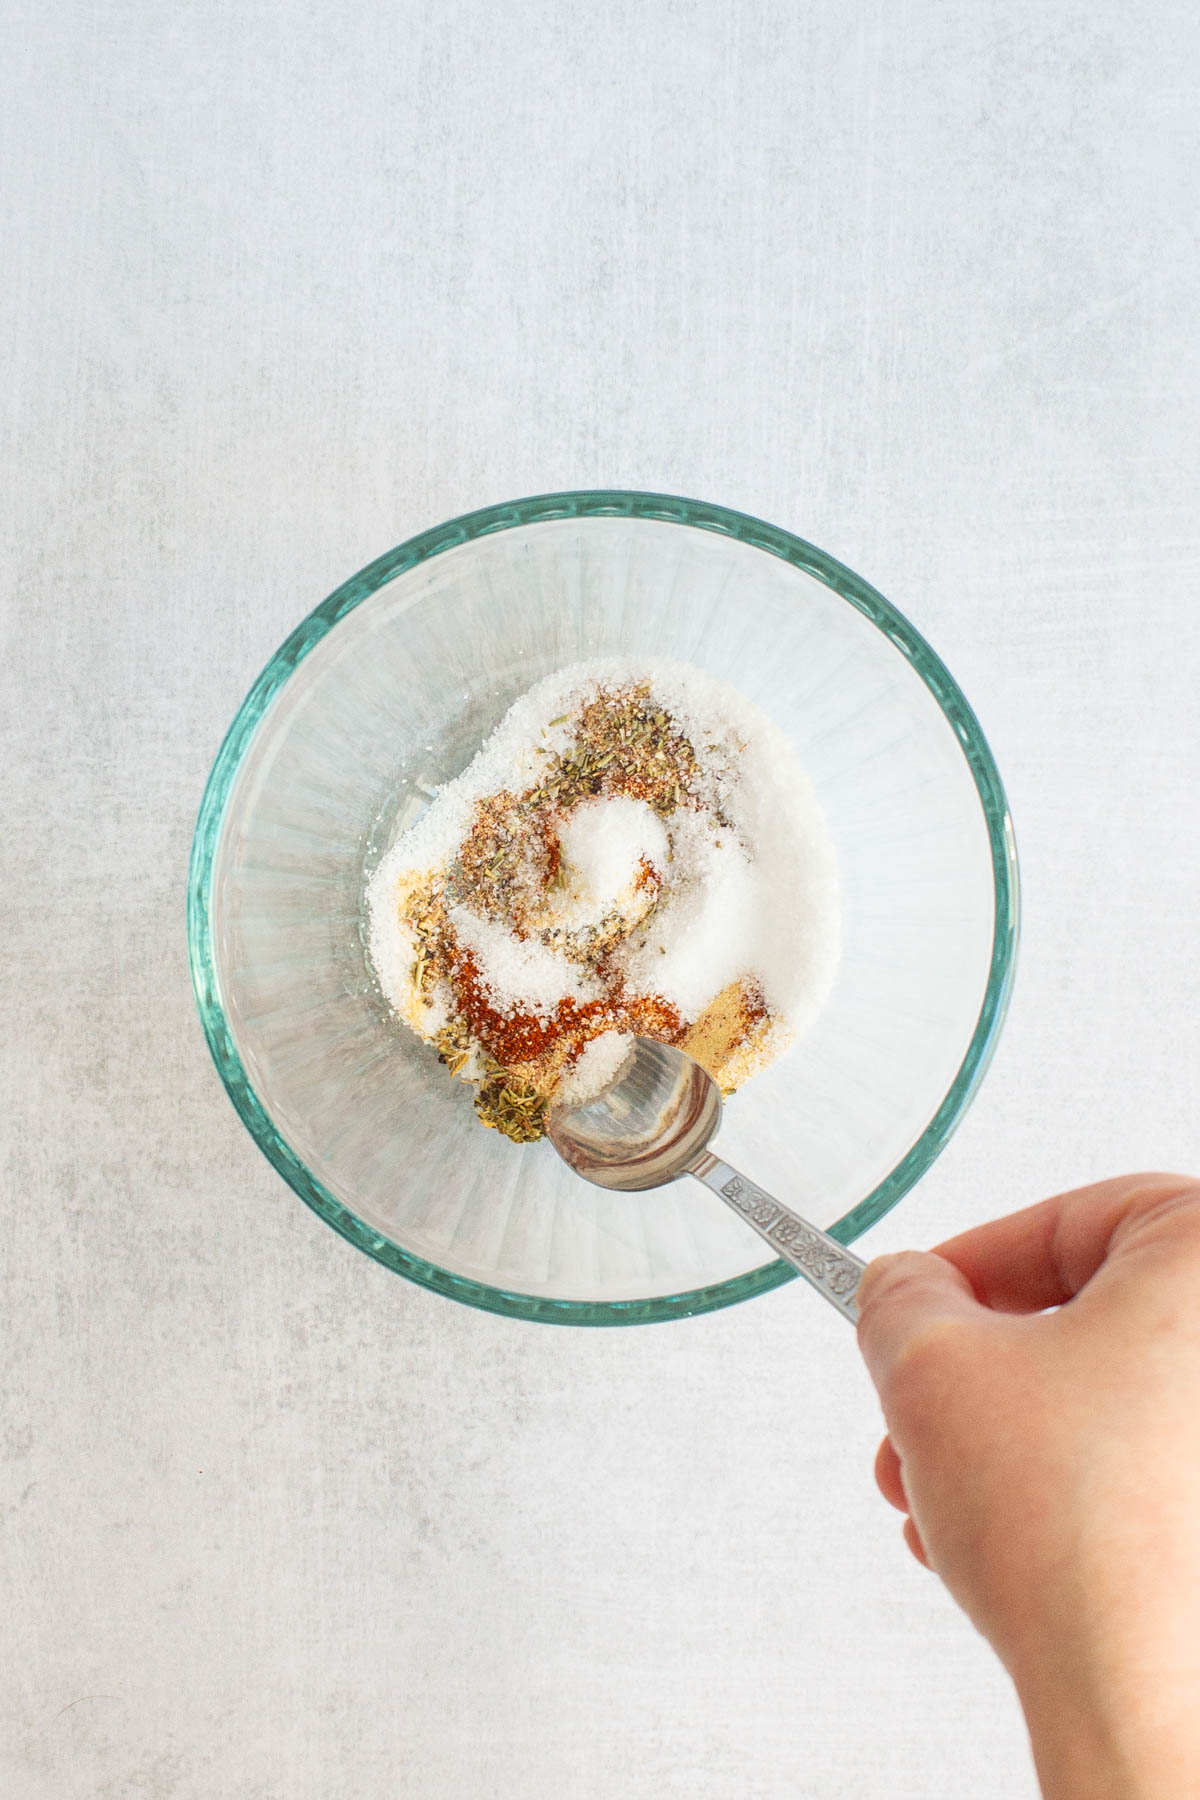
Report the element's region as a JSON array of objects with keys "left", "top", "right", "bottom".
[{"left": 885, "top": 1317, "right": 975, "bottom": 1408}]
